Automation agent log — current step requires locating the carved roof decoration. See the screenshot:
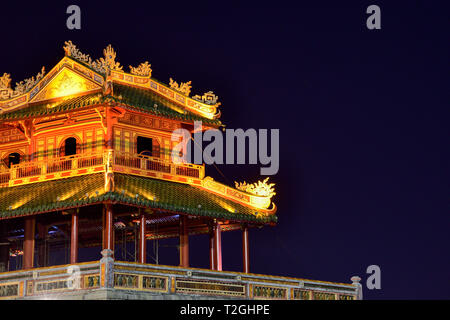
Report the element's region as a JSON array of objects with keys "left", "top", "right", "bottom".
[
  {"left": 235, "top": 178, "right": 276, "bottom": 199},
  {"left": 169, "top": 78, "right": 192, "bottom": 96},
  {"left": 192, "top": 91, "right": 220, "bottom": 106},
  {"left": 129, "top": 61, "right": 152, "bottom": 77},
  {"left": 0, "top": 41, "right": 221, "bottom": 120},
  {"left": 0, "top": 67, "right": 46, "bottom": 100},
  {"left": 0, "top": 173, "right": 277, "bottom": 224}
]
